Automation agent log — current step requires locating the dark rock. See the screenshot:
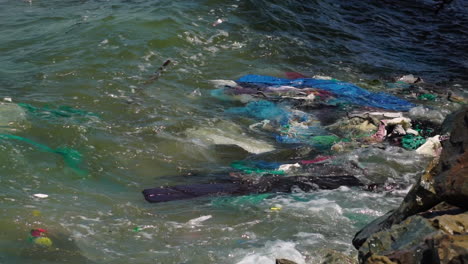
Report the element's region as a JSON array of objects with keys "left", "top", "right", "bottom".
[
  {"left": 433, "top": 108, "right": 468, "bottom": 208},
  {"left": 276, "top": 258, "right": 298, "bottom": 264},
  {"left": 358, "top": 205, "right": 468, "bottom": 264}
]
